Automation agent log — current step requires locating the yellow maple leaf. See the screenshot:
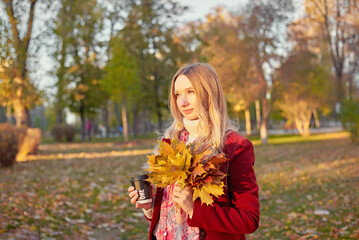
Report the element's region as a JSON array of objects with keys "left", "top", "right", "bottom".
[
  {"left": 193, "top": 186, "right": 214, "bottom": 205},
  {"left": 176, "top": 140, "right": 186, "bottom": 153},
  {"left": 158, "top": 140, "right": 175, "bottom": 158},
  {"left": 147, "top": 155, "right": 156, "bottom": 165},
  {"left": 207, "top": 183, "right": 225, "bottom": 198}
]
